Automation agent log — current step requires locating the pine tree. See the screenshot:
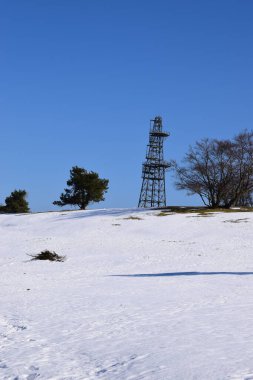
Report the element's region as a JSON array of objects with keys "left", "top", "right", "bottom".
[
  {"left": 53, "top": 166, "right": 109, "bottom": 210},
  {"left": 1, "top": 190, "right": 30, "bottom": 213}
]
